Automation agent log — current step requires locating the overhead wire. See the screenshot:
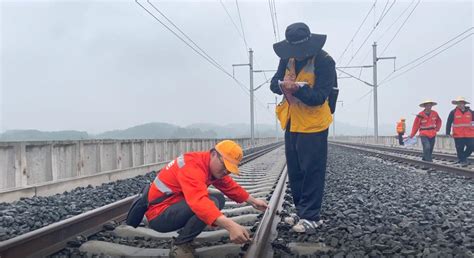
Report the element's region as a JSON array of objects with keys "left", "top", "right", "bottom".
[
  {"left": 231, "top": 0, "right": 270, "bottom": 90},
  {"left": 225, "top": 0, "right": 275, "bottom": 117},
  {"left": 272, "top": 0, "right": 280, "bottom": 41},
  {"left": 379, "top": 28, "right": 473, "bottom": 84},
  {"left": 343, "top": 0, "right": 395, "bottom": 67},
  {"left": 376, "top": 0, "right": 390, "bottom": 26},
  {"left": 217, "top": 0, "right": 274, "bottom": 117},
  {"left": 147, "top": 1, "right": 228, "bottom": 73},
  {"left": 219, "top": 0, "right": 247, "bottom": 55},
  {"left": 137, "top": 0, "right": 249, "bottom": 94},
  {"left": 268, "top": 0, "right": 278, "bottom": 43},
  {"left": 376, "top": 0, "right": 396, "bottom": 26},
  {"left": 345, "top": 89, "right": 374, "bottom": 108},
  {"left": 354, "top": 0, "right": 411, "bottom": 78},
  {"left": 344, "top": 26, "right": 376, "bottom": 67},
  {"left": 380, "top": 0, "right": 421, "bottom": 55},
  {"left": 394, "top": 27, "right": 473, "bottom": 72},
  {"left": 137, "top": 0, "right": 275, "bottom": 119},
  {"left": 336, "top": 68, "right": 373, "bottom": 86},
  {"left": 379, "top": 31, "right": 473, "bottom": 85},
  {"left": 376, "top": 0, "right": 414, "bottom": 43},
  {"left": 137, "top": 1, "right": 222, "bottom": 73},
  {"left": 235, "top": 0, "right": 249, "bottom": 50},
  {"left": 353, "top": 0, "right": 405, "bottom": 72},
  {"left": 337, "top": 1, "right": 377, "bottom": 64}
]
